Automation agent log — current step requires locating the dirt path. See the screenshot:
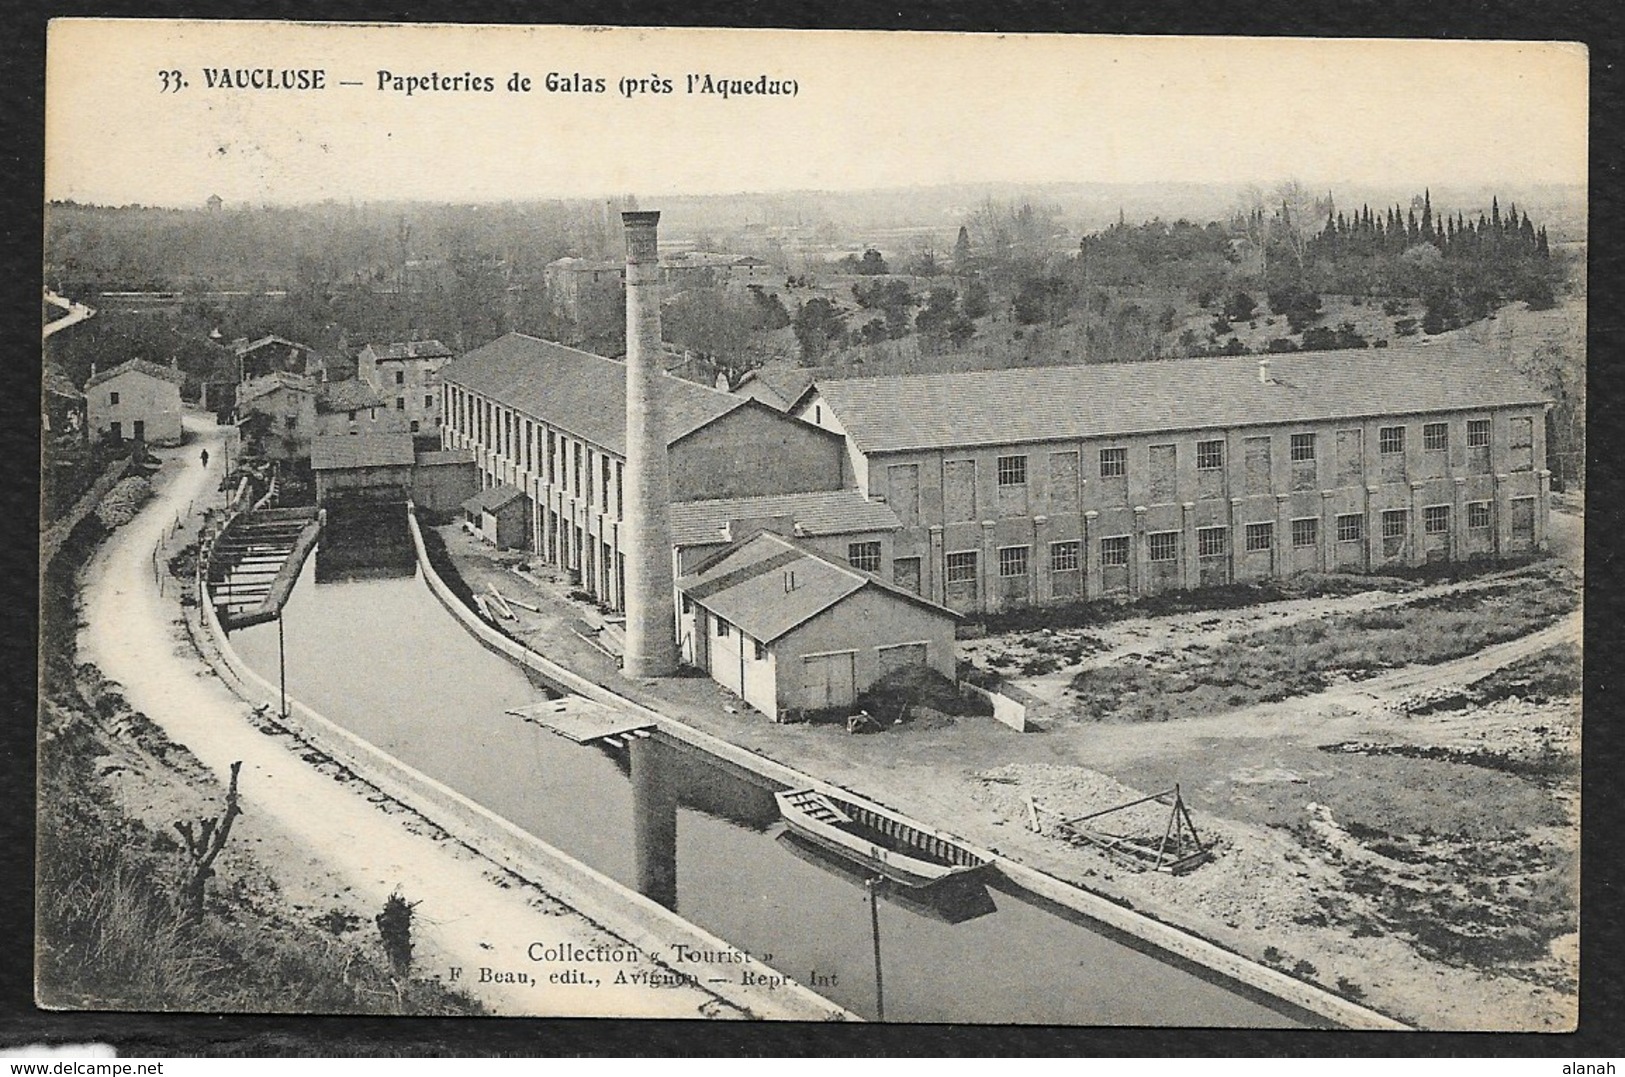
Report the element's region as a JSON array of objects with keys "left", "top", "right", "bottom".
[{"left": 71, "top": 416, "right": 747, "bottom": 1019}]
